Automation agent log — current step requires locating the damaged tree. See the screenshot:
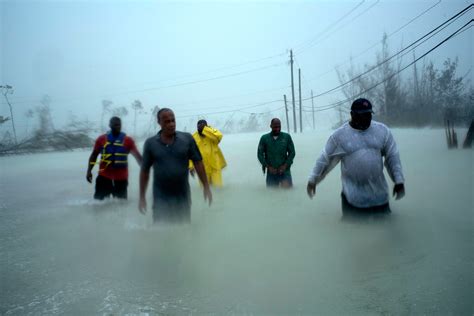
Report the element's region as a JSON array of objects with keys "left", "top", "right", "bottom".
[{"left": 0, "top": 101, "right": 93, "bottom": 156}]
